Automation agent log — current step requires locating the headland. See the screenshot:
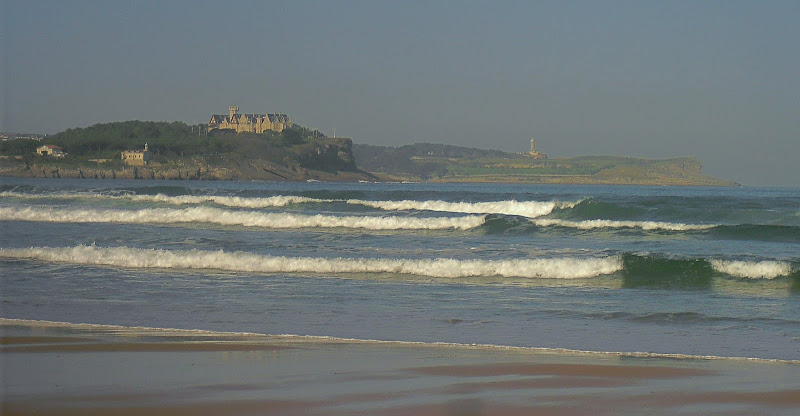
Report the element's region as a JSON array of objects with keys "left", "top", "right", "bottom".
[{"left": 1, "top": 110, "right": 736, "bottom": 185}]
